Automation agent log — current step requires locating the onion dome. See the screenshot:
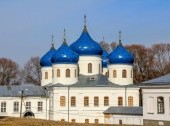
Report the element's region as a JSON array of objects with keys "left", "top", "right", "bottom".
[
  {"left": 108, "top": 31, "right": 134, "bottom": 64},
  {"left": 70, "top": 16, "right": 103, "bottom": 56},
  {"left": 51, "top": 30, "right": 79, "bottom": 64},
  {"left": 102, "top": 50, "right": 109, "bottom": 68},
  {"left": 40, "top": 44, "right": 56, "bottom": 67}
]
